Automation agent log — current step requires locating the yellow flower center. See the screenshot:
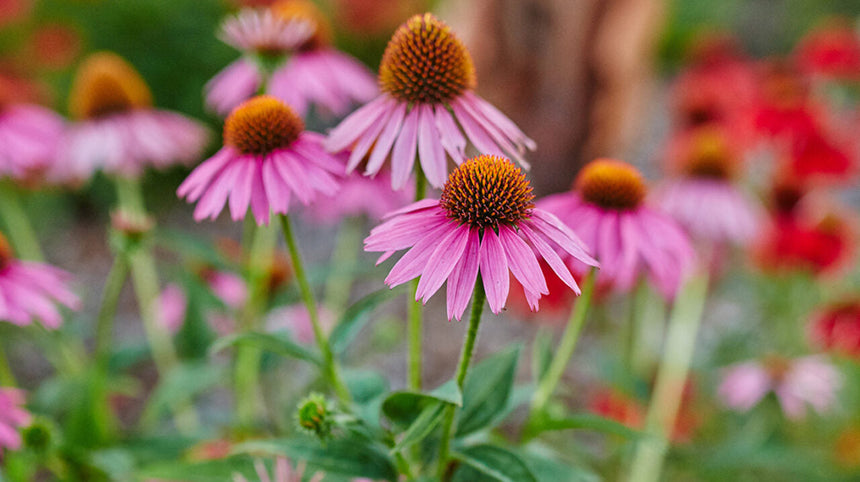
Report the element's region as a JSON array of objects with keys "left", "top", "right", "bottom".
[
  {"left": 681, "top": 128, "right": 737, "bottom": 180},
  {"left": 379, "top": 13, "right": 476, "bottom": 104},
  {"left": 576, "top": 159, "right": 647, "bottom": 210},
  {"left": 223, "top": 96, "right": 304, "bottom": 156},
  {"left": 440, "top": 155, "right": 534, "bottom": 229},
  {"left": 270, "top": 0, "right": 332, "bottom": 51},
  {"left": 69, "top": 52, "right": 153, "bottom": 120}
]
